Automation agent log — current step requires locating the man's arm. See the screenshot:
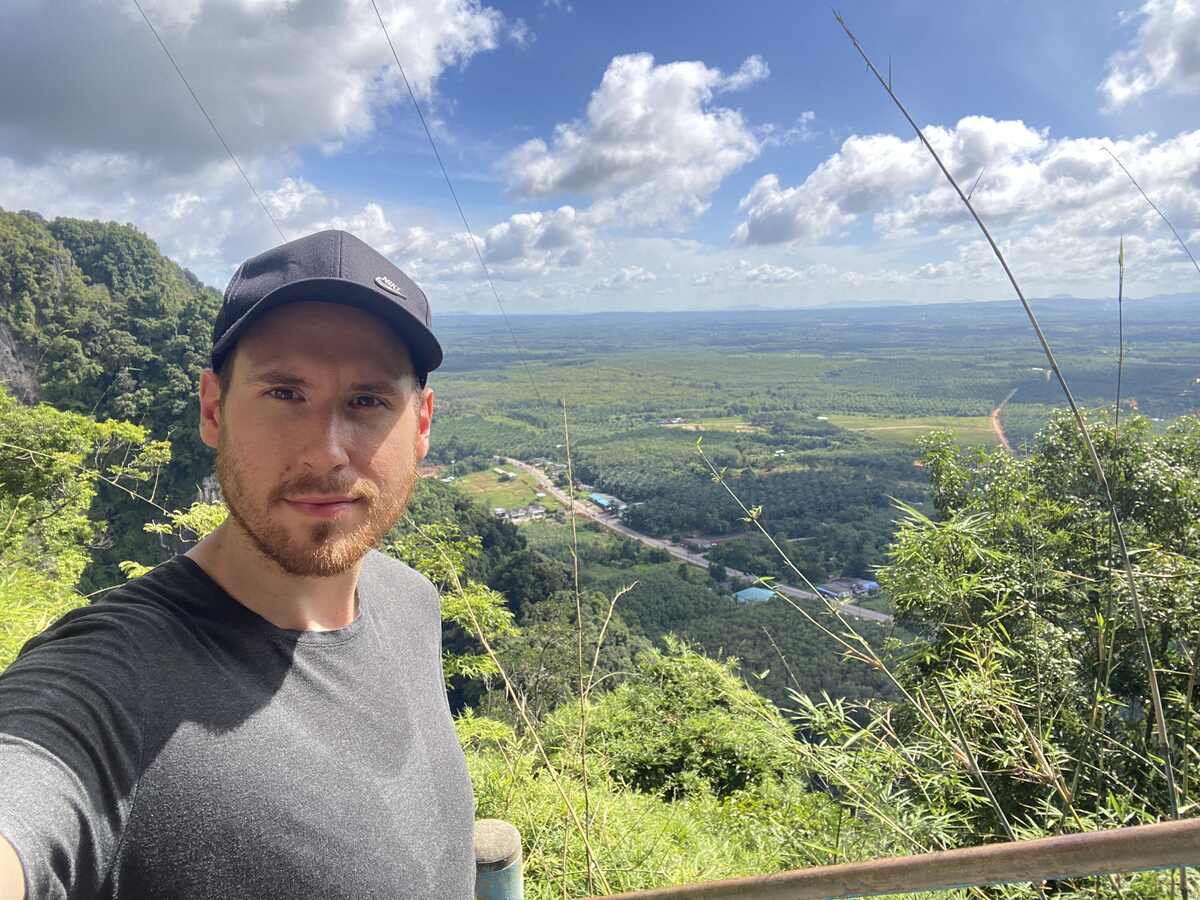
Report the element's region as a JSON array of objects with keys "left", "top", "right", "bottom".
[
  {"left": 0, "top": 610, "right": 146, "bottom": 899},
  {"left": 0, "top": 834, "right": 25, "bottom": 900}
]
